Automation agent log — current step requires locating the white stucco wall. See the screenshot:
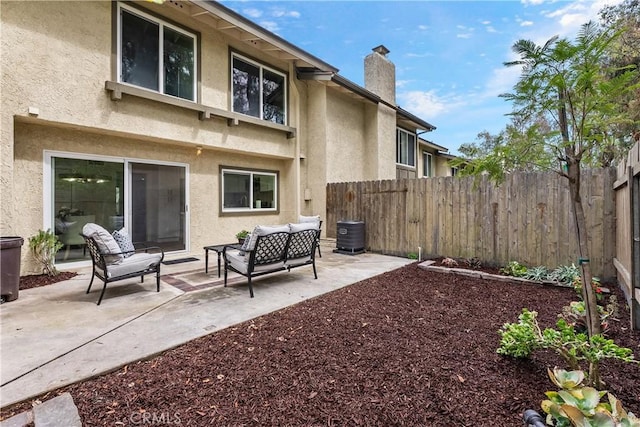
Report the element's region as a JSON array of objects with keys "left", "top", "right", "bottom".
[{"left": 1, "top": 1, "right": 301, "bottom": 273}]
